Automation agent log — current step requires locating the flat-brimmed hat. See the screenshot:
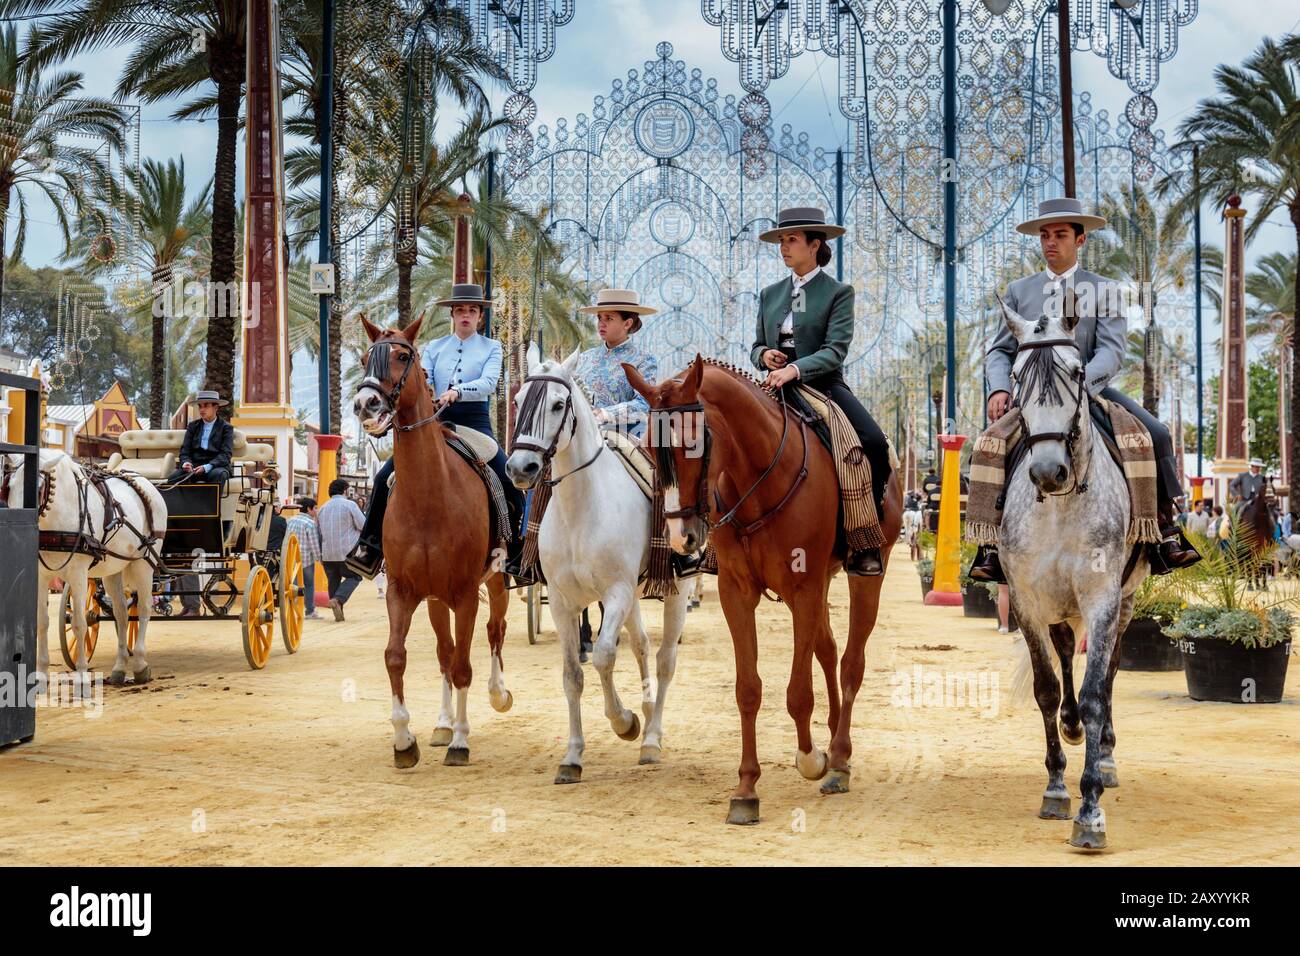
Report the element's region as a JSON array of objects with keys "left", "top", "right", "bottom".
[
  {"left": 194, "top": 389, "right": 229, "bottom": 407},
  {"left": 1016, "top": 197, "right": 1107, "bottom": 236},
  {"left": 1250, "top": 458, "right": 1266, "bottom": 468},
  {"left": 436, "top": 283, "right": 492, "bottom": 309},
  {"left": 579, "top": 289, "right": 657, "bottom": 333},
  {"left": 758, "top": 206, "right": 846, "bottom": 244}
]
